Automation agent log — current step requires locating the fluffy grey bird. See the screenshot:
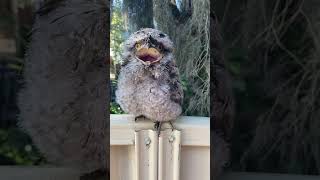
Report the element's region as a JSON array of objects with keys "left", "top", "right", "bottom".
[
  {"left": 116, "top": 28, "right": 183, "bottom": 133},
  {"left": 18, "top": 0, "right": 108, "bottom": 179}
]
